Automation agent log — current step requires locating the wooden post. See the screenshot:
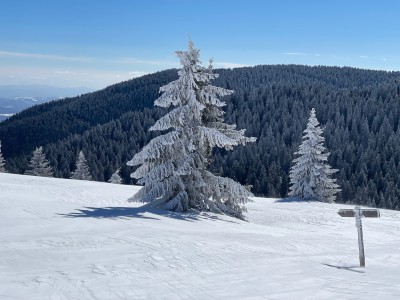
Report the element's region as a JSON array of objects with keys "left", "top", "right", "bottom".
[
  {"left": 337, "top": 207, "right": 379, "bottom": 268},
  {"left": 354, "top": 207, "right": 365, "bottom": 267}
]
